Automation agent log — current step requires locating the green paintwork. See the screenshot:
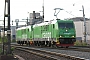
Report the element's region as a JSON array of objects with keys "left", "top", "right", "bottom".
[
  {"left": 16, "top": 19, "right": 76, "bottom": 42},
  {"left": 33, "top": 20, "right": 76, "bottom": 39},
  {"left": 16, "top": 26, "right": 32, "bottom": 41}
]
